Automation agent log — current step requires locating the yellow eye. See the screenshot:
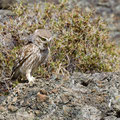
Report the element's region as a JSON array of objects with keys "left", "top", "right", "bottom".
[{"left": 39, "top": 36, "right": 47, "bottom": 41}]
